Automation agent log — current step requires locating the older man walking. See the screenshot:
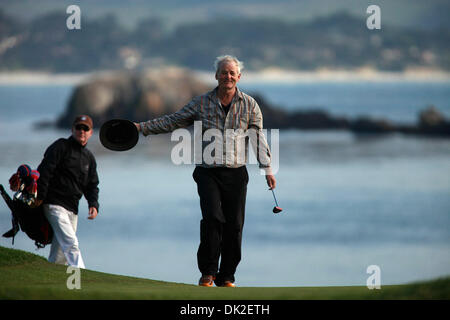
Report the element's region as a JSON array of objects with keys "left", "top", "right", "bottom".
[{"left": 136, "top": 55, "right": 276, "bottom": 287}]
